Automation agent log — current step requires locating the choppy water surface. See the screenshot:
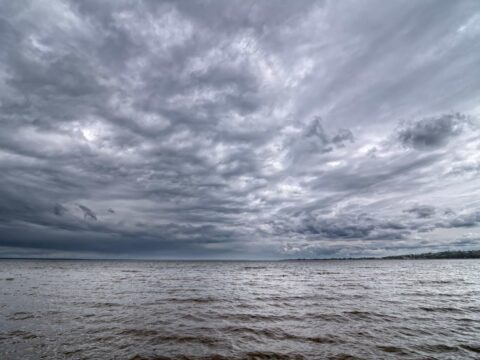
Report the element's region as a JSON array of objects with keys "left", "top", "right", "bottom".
[{"left": 1, "top": 260, "right": 479, "bottom": 359}]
